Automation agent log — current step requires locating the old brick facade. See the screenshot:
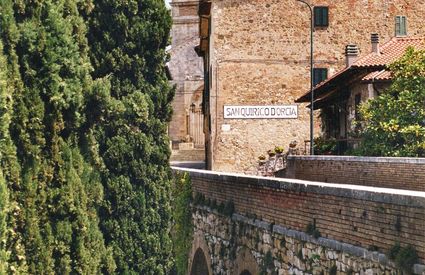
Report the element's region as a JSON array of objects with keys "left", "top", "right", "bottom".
[{"left": 198, "top": 0, "right": 425, "bottom": 172}]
